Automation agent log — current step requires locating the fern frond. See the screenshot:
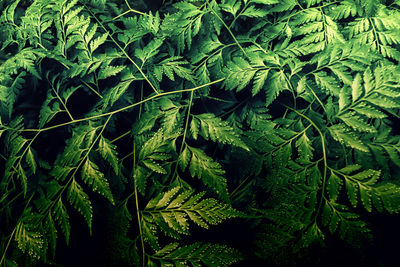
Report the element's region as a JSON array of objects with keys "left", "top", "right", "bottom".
[
  {"left": 21, "top": 0, "right": 55, "bottom": 48},
  {"left": 289, "top": 8, "right": 345, "bottom": 54},
  {"left": 321, "top": 201, "right": 371, "bottom": 244},
  {"left": 51, "top": 198, "right": 71, "bottom": 245},
  {"left": 186, "top": 146, "right": 229, "bottom": 201},
  {"left": 332, "top": 65, "right": 400, "bottom": 138},
  {"left": 81, "top": 158, "right": 114, "bottom": 204},
  {"left": 67, "top": 179, "right": 93, "bottom": 232},
  {"left": 15, "top": 211, "right": 46, "bottom": 259},
  {"left": 98, "top": 135, "right": 119, "bottom": 174},
  {"left": 152, "top": 242, "right": 242, "bottom": 266},
  {"left": 142, "top": 187, "right": 240, "bottom": 245},
  {"left": 328, "top": 124, "right": 369, "bottom": 152},
  {"left": 191, "top": 113, "right": 249, "bottom": 150},
  {"left": 162, "top": 2, "right": 205, "bottom": 53},
  {"left": 329, "top": 165, "right": 400, "bottom": 213},
  {"left": 347, "top": 9, "right": 400, "bottom": 60}
]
